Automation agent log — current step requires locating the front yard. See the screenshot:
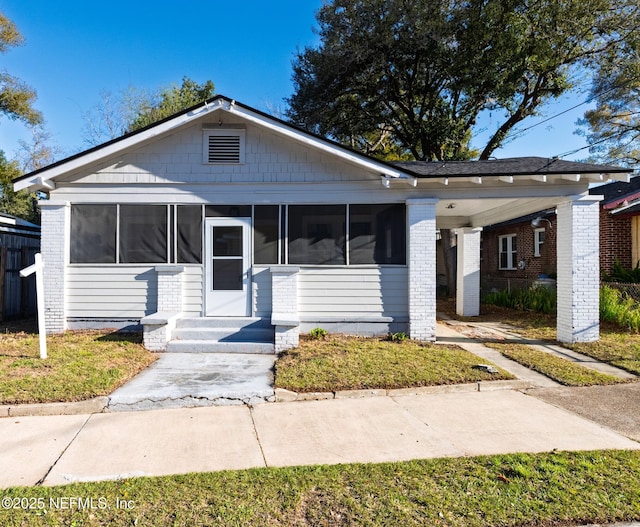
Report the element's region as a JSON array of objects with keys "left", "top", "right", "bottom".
[
  {"left": 1, "top": 315, "right": 639, "bottom": 527},
  {"left": 0, "top": 322, "right": 155, "bottom": 405},
  {"left": 1, "top": 306, "right": 638, "bottom": 405}
]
